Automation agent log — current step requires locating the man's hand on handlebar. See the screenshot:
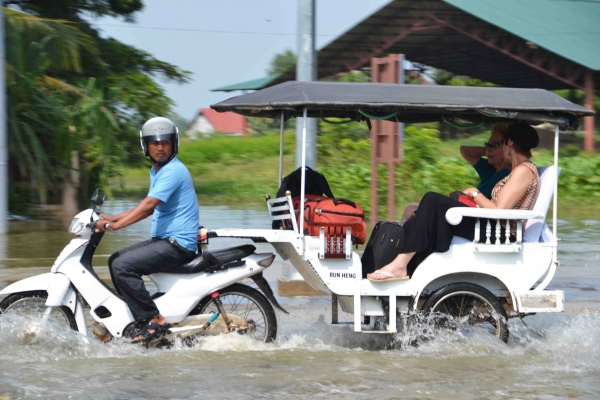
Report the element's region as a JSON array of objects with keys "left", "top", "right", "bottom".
[{"left": 94, "top": 219, "right": 113, "bottom": 233}]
